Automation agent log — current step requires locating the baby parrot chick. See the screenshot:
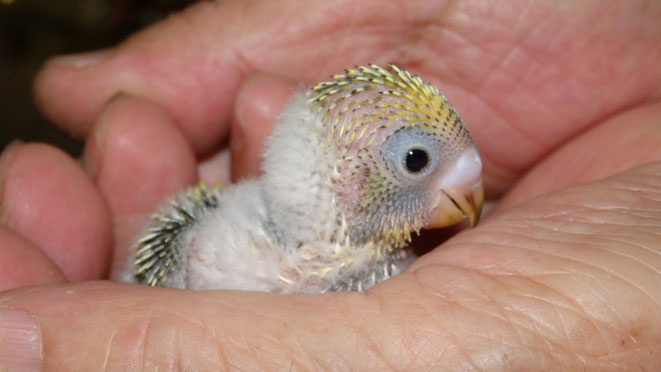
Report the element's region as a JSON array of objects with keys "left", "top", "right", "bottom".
[{"left": 125, "top": 64, "right": 483, "bottom": 293}]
